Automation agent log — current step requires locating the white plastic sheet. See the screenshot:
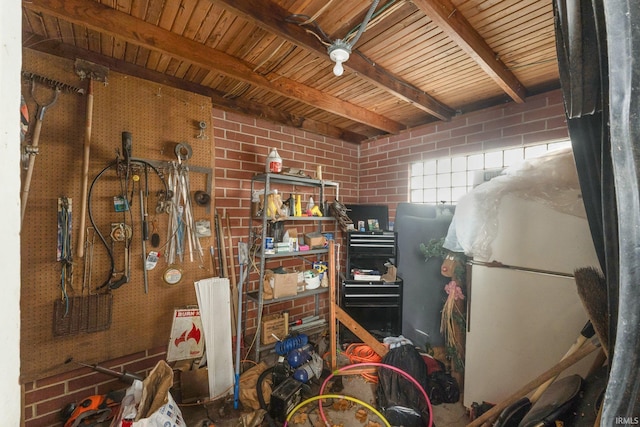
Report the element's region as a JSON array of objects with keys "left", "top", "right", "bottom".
[
  {"left": 194, "top": 277, "right": 234, "bottom": 399},
  {"left": 443, "top": 148, "right": 587, "bottom": 259}
]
